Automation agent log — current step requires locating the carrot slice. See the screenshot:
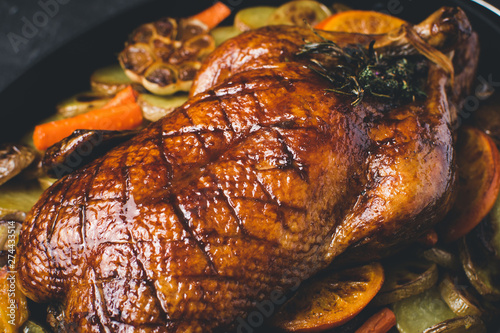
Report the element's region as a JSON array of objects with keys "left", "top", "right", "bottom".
[
  {"left": 440, "top": 126, "right": 500, "bottom": 242},
  {"left": 33, "top": 86, "right": 142, "bottom": 151},
  {"left": 101, "top": 85, "right": 137, "bottom": 108},
  {"left": 190, "top": 2, "right": 231, "bottom": 30},
  {"left": 355, "top": 308, "right": 396, "bottom": 333}
]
